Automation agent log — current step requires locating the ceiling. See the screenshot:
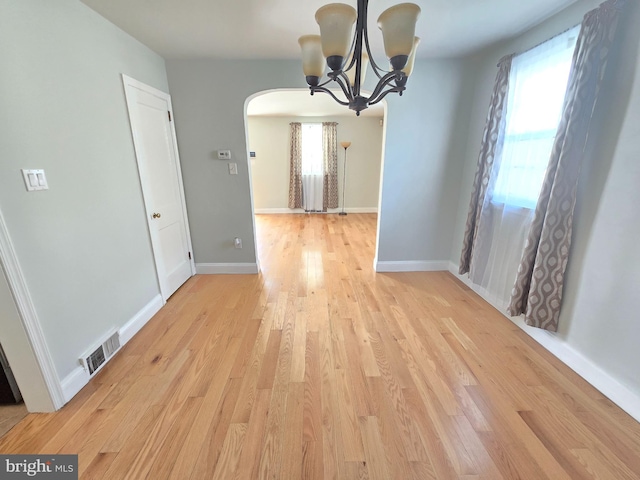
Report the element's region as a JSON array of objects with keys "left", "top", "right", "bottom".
[{"left": 81, "top": 0, "right": 579, "bottom": 60}]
